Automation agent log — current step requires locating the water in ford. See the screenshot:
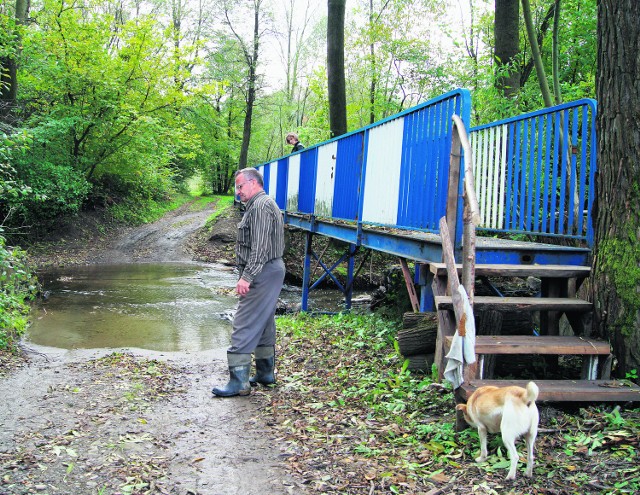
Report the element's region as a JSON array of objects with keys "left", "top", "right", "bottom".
[{"left": 27, "top": 262, "right": 356, "bottom": 351}]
